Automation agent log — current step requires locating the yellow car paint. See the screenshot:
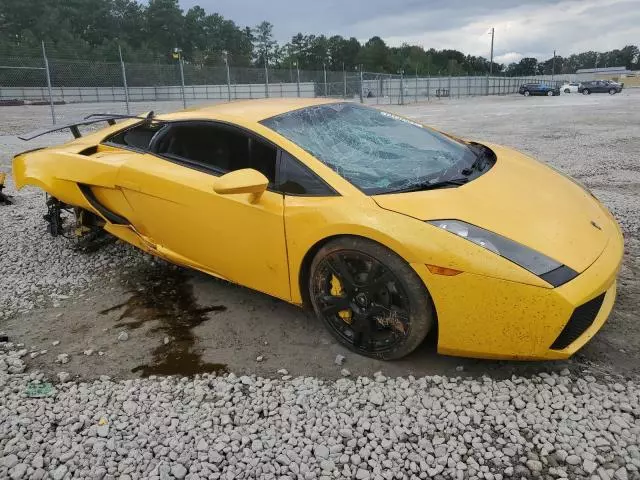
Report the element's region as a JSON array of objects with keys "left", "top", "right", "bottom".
[
  {"left": 373, "top": 143, "right": 610, "bottom": 273},
  {"left": 12, "top": 98, "right": 624, "bottom": 361}
]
